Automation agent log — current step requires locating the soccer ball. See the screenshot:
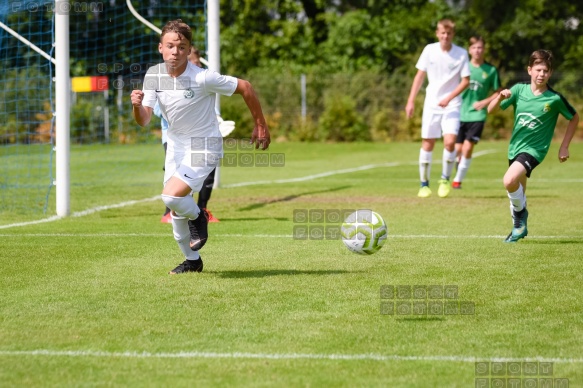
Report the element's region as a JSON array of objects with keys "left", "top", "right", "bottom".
[{"left": 341, "top": 210, "right": 388, "bottom": 255}]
